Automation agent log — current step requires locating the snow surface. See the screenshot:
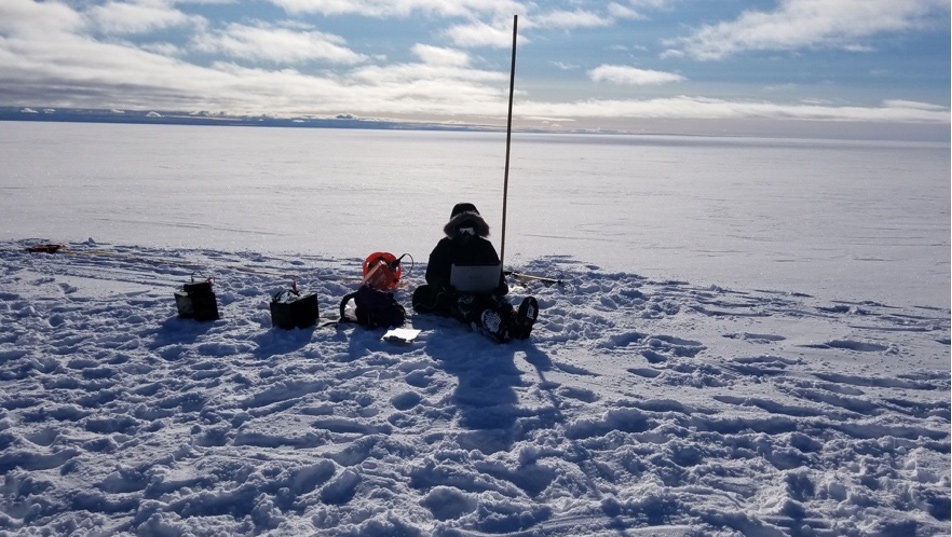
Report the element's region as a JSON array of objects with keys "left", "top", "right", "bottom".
[
  {"left": 1, "top": 238, "right": 948, "bottom": 536},
  {"left": 3, "top": 123, "right": 949, "bottom": 310}
]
